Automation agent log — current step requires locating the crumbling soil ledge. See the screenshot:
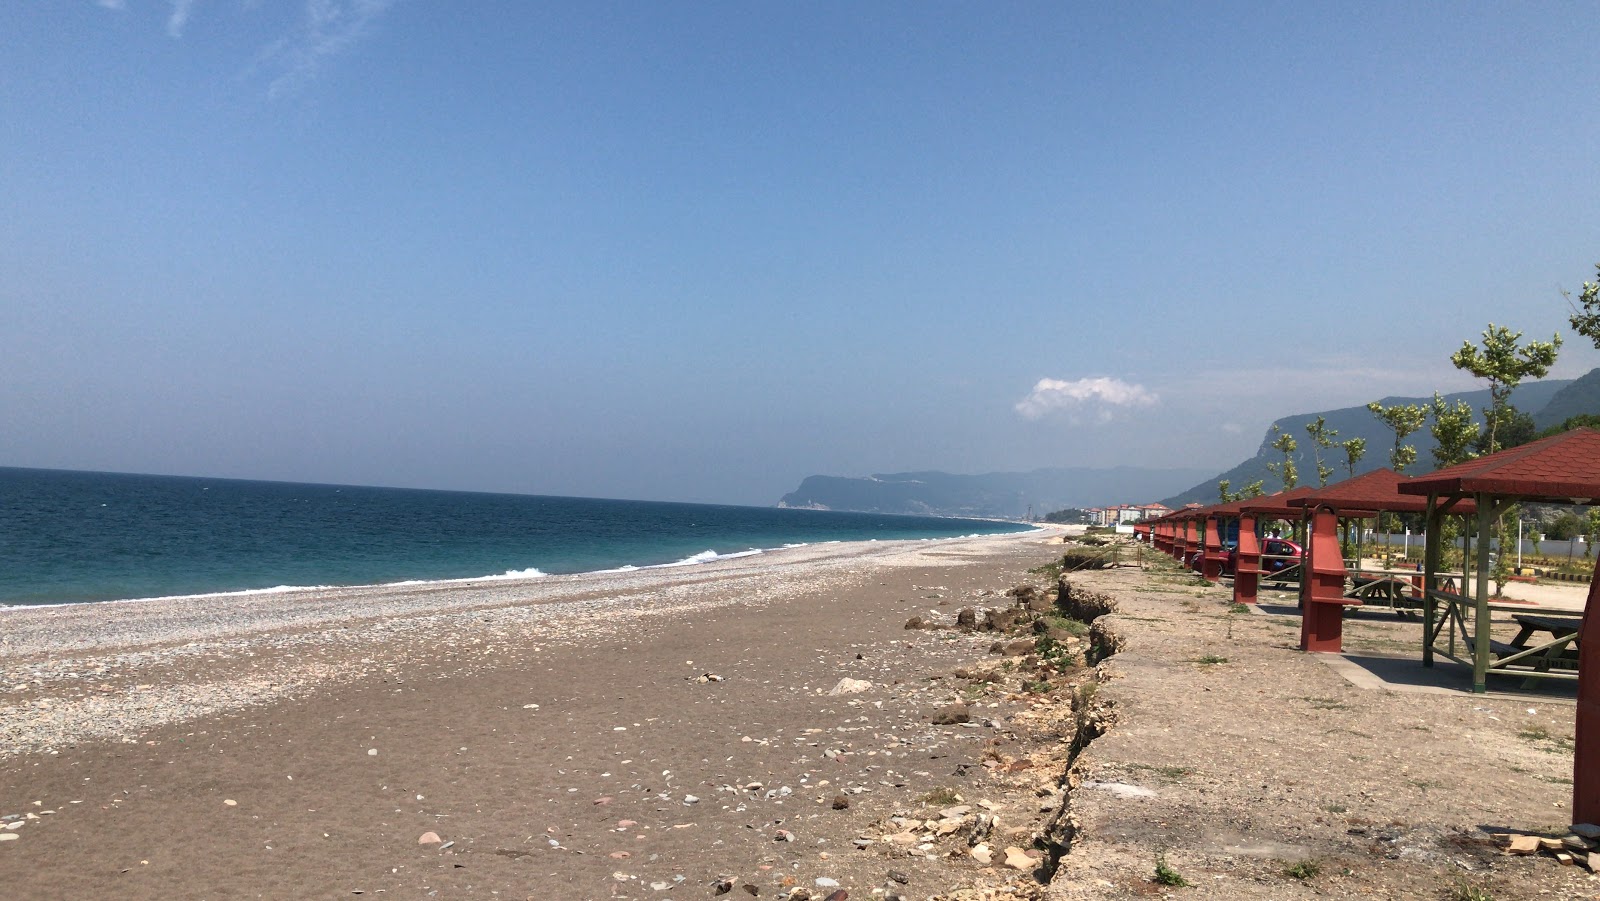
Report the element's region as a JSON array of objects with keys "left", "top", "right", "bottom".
[{"left": 1044, "top": 563, "right": 1594, "bottom": 900}]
